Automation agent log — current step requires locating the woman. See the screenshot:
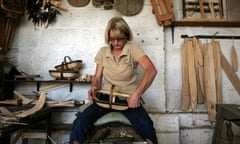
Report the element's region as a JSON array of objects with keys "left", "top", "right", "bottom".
[{"left": 70, "top": 16, "right": 158, "bottom": 144}]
